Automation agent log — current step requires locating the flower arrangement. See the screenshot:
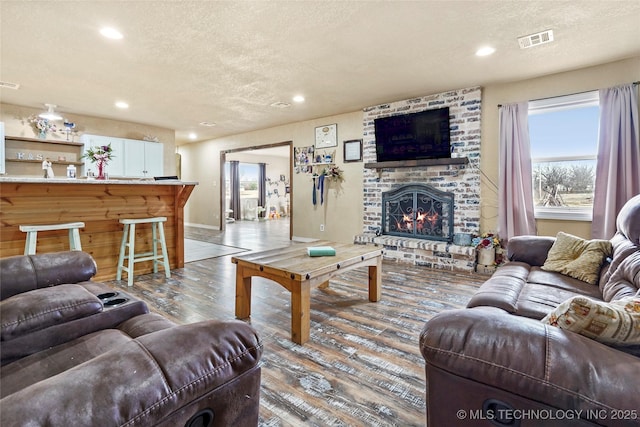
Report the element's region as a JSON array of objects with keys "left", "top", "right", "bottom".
[
  {"left": 471, "top": 233, "right": 501, "bottom": 249},
  {"left": 83, "top": 144, "right": 114, "bottom": 179},
  {"left": 83, "top": 144, "right": 114, "bottom": 165},
  {"left": 321, "top": 166, "right": 344, "bottom": 182},
  {"left": 28, "top": 115, "right": 57, "bottom": 137}
]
